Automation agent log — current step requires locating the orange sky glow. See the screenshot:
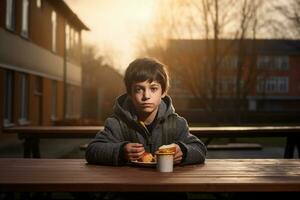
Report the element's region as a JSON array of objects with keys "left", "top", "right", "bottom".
[
  {"left": 65, "top": 0, "right": 289, "bottom": 73},
  {"left": 65, "top": 0, "right": 159, "bottom": 72}
]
